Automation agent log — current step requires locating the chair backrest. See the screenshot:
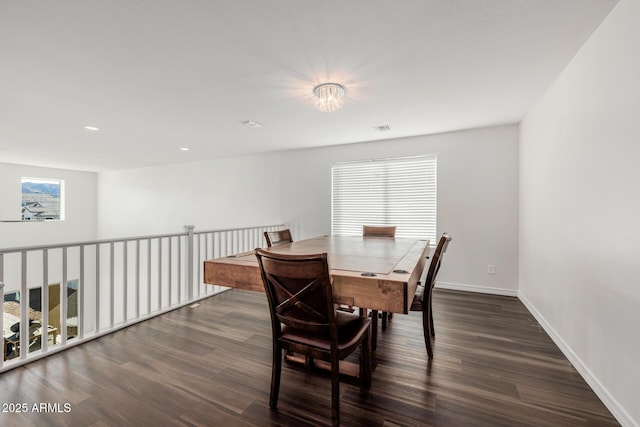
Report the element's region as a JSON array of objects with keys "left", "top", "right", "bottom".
[
  {"left": 421, "top": 233, "right": 452, "bottom": 295},
  {"left": 362, "top": 225, "right": 396, "bottom": 238},
  {"left": 255, "top": 249, "right": 337, "bottom": 337},
  {"left": 264, "top": 229, "right": 294, "bottom": 247}
]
